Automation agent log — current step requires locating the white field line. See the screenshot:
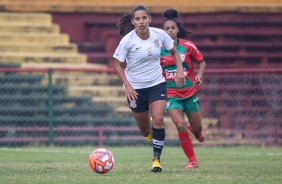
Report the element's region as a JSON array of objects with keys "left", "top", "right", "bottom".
[
  {"left": 224, "top": 152, "right": 282, "bottom": 156},
  {"left": 0, "top": 148, "right": 282, "bottom": 156},
  {"left": 0, "top": 147, "right": 90, "bottom": 154}
]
